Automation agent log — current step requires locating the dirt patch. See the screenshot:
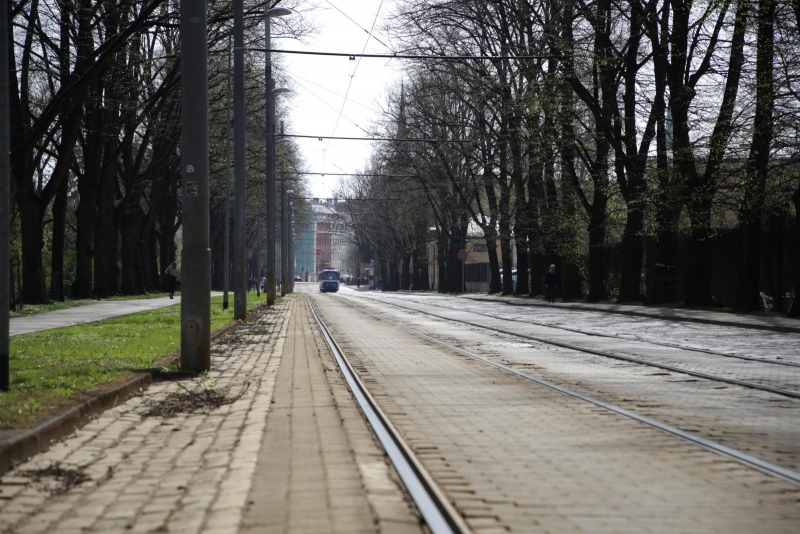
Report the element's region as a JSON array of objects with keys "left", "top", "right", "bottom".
[
  {"left": 150, "top": 367, "right": 202, "bottom": 382},
  {"left": 15, "top": 463, "right": 91, "bottom": 495},
  {"left": 143, "top": 381, "right": 250, "bottom": 418}
]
